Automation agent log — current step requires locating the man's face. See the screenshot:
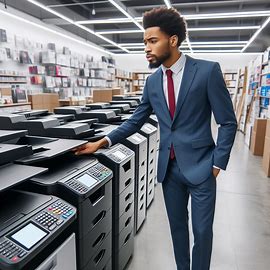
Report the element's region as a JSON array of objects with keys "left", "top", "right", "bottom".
[{"left": 143, "top": 26, "right": 171, "bottom": 69}]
